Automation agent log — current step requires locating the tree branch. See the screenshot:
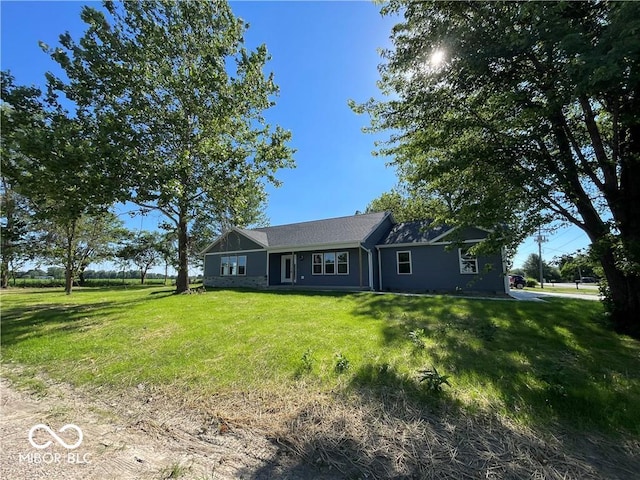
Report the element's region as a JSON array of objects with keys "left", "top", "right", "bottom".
[
  {"left": 132, "top": 200, "right": 179, "bottom": 226},
  {"left": 578, "top": 95, "right": 619, "bottom": 195}
]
